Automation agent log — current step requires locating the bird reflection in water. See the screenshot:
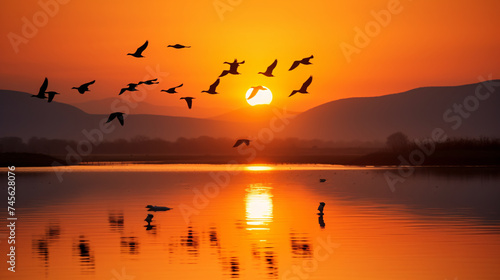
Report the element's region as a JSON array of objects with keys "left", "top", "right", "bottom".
[
  {"left": 33, "top": 224, "right": 61, "bottom": 268},
  {"left": 145, "top": 224, "right": 156, "bottom": 231},
  {"left": 33, "top": 238, "right": 49, "bottom": 267},
  {"left": 318, "top": 215, "right": 326, "bottom": 229},
  {"left": 221, "top": 256, "right": 240, "bottom": 278},
  {"left": 230, "top": 256, "right": 240, "bottom": 278},
  {"left": 108, "top": 212, "right": 124, "bottom": 231},
  {"left": 181, "top": 226, "right": 199, "bottom": 257},
  {"left": 290, "top": 232, "right": 313, "bottom": 259},
  {"left": 46, "top": 224, "right": 61, "bottom": 240},
  {"left": 74, "top": 235, "right": 95, "bottom": 273},
  {"left": 245, "top": 184, "right": 279, "bottom": 278},
  {"left": 120, "top": 236, "right": 139, "bottom": 255},
  {"left": 264, "top": 250, "right": 278, "bottom": 278},
  {"left": 209, "top": 226, "right": 220, "bottom": 248}
]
